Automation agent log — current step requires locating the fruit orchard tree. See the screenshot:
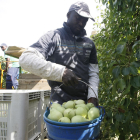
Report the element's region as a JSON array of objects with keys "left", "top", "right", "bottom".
[{"left": 92, "top": 0, "right": 140, "bottom": 139}]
